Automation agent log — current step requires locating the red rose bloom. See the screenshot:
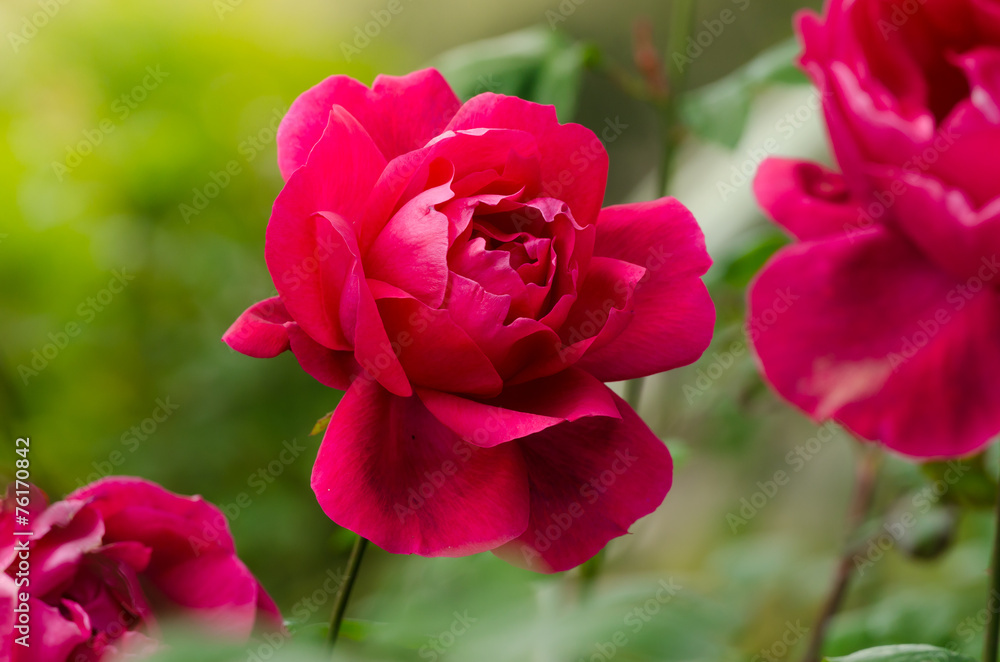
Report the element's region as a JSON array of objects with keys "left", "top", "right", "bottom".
[
  {"left": 1, "top": 478, "right": 281, "bottom": 661},
  {"left": 751, "top": 0, "right": 1000, "bottom": 458},
  {"left": 225, "top": 69, "right": 715, "bottom": 571}
]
